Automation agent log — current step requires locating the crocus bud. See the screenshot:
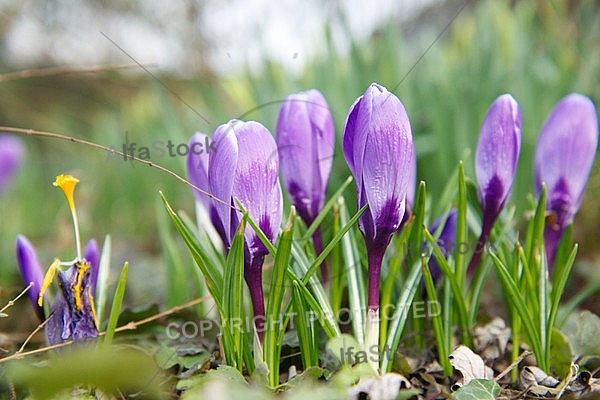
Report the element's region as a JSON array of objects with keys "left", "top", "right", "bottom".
[
  {"left": 276, "top": 89, "right": 334, "bottom": 225},
  {"left": 343, "top": 83, "right": 413, "bottom": 311},
  {"left": 84, "top": 239, "right": 99, "bottom": 296},
  {"left": 535, "top": 93, "right": 599, "bottom": 267},
  {"left": 46, "top": 261, "right": 98, "bottom": 345},
  {"left": 428, "top": 209, "right": 457, "bottom": 283},
  {"left": 469, "top": 94, "right": 521, "bottom": 274},
  {"left": 187, "top": 132, "right": 227, "bottom": 246},
  {"left": 16, "top": 235, "right": 45, "bottom": 321},
  {"left": 209, "top": 120, "right": 283, "bottom": 336},
  {"left": 0, "top": 134, "right": 24, "bottom": 195},
  {"left": 276, "top": 89, "right": 335, "bottom": 280}
]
